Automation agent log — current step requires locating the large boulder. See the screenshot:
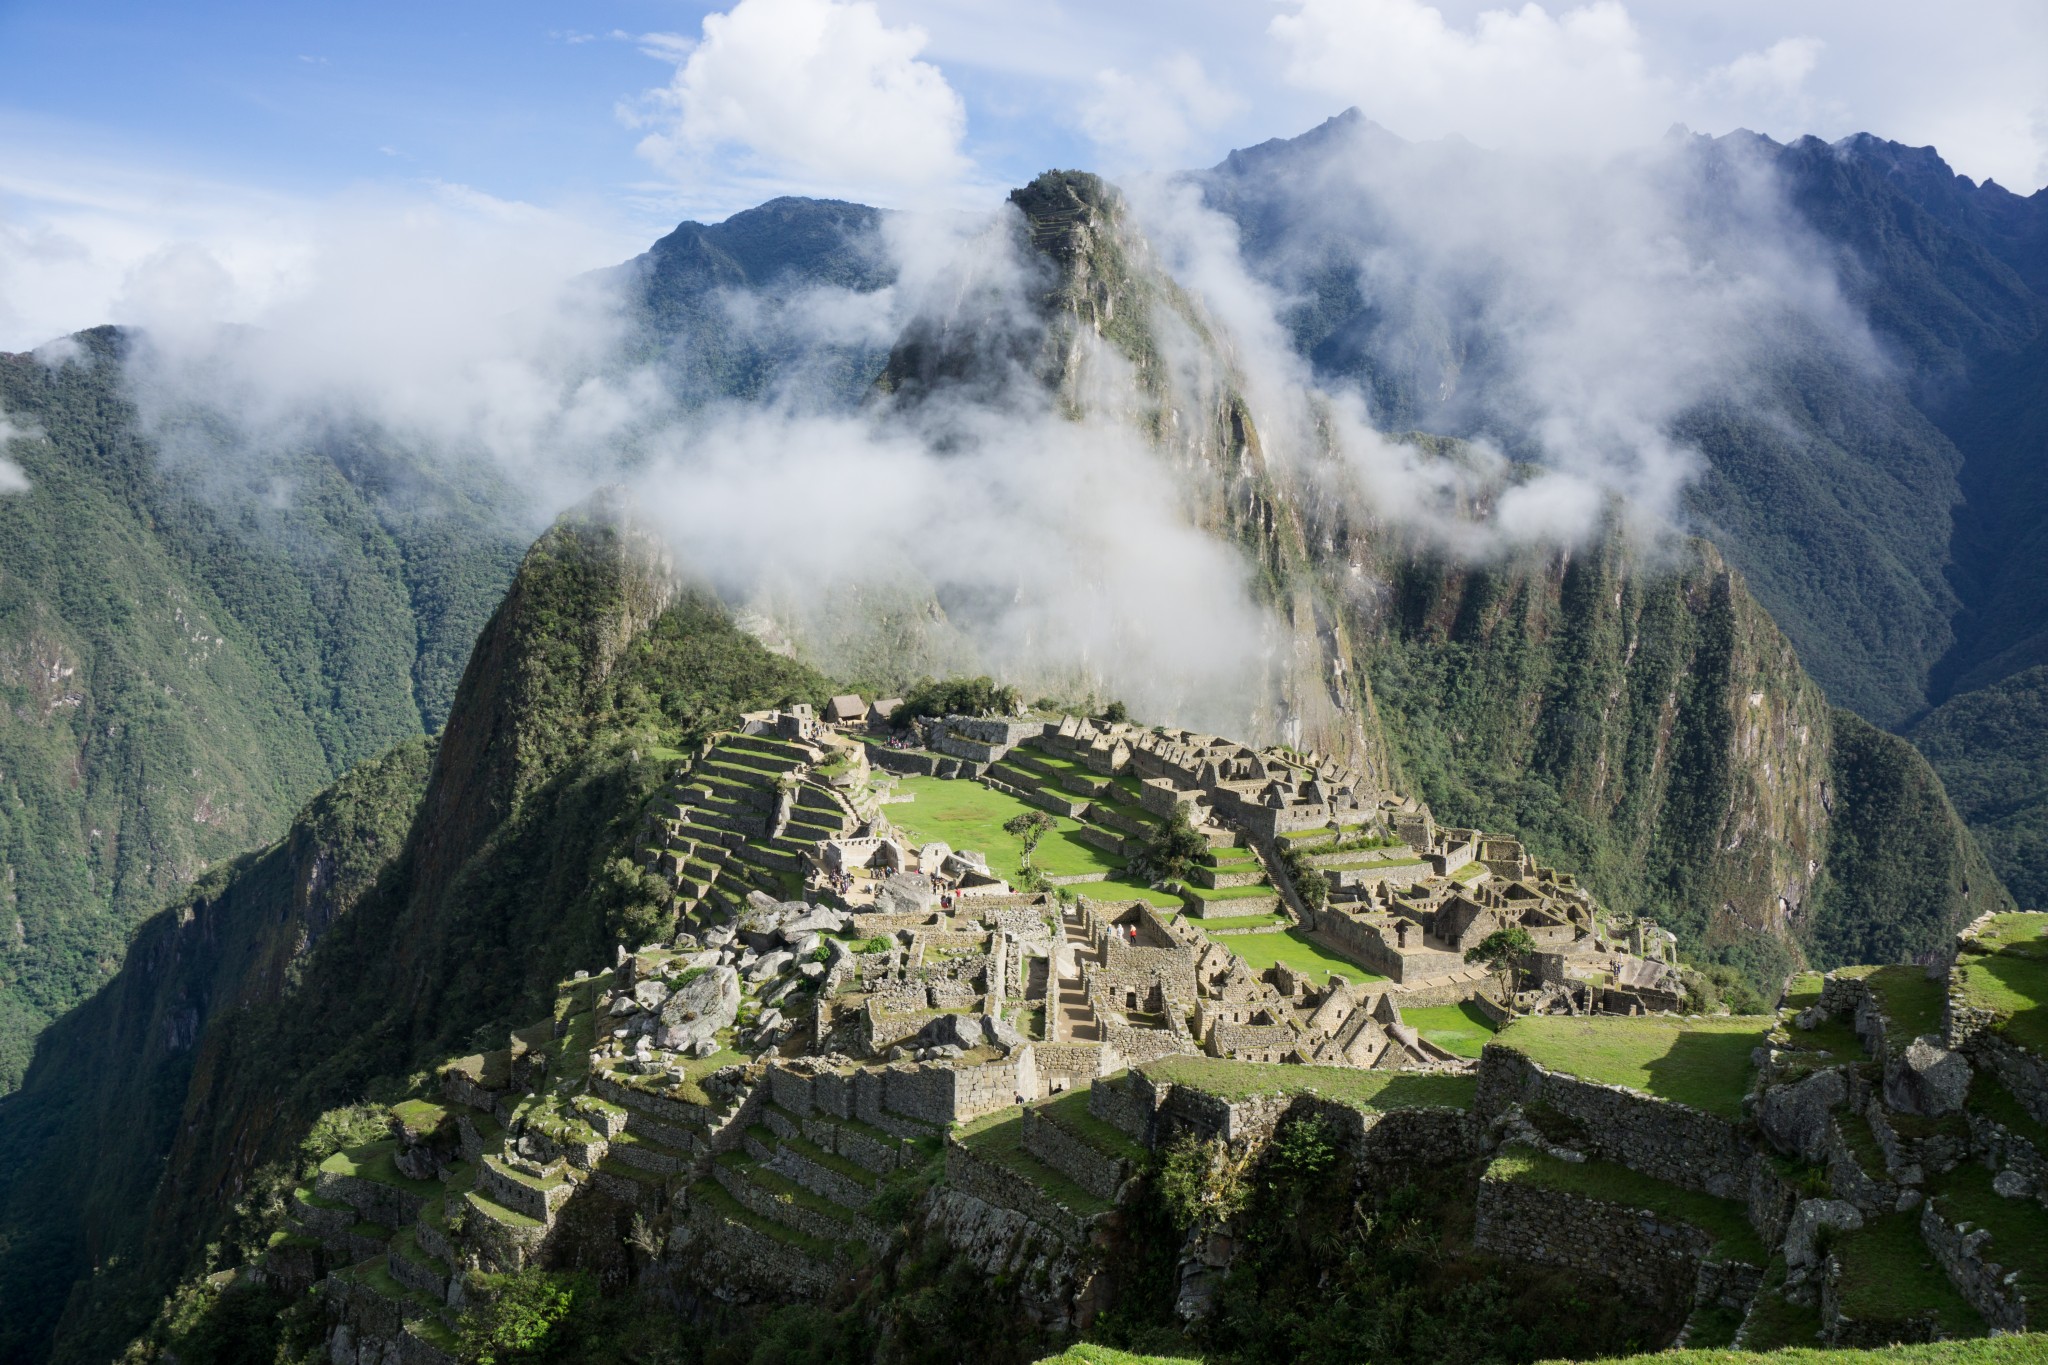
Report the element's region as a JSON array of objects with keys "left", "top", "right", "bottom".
[
  {"left": 1757, "top": 1067, "right": 1849, "bottom": 1162},
  {"left": 782, "top": 908, "right": 849, "bottom": 939},
  {"left": 1783, "top": 1198, "right": 1863, "bottom": 1269},
  {"left": 877, "top": 873, "right": 934, "bottom": 917},
  {"left": 632, "top": 978, "right": 671, "bottom": 1011},
  {"left": 983, "top": 1014, "right": 1026, "bottom": 1051},
  {"left": 655, "top": 966, "right": 742, "bottom": 1052},
  {"left": 917, "top": 1013, "right": 981, "bottom": 1051},
  {"left": 747, "top": 949, "right": 795, "bottom": 983},
  {"left": 1884, "top": 1036, "right": 1972, "bottom": 1117}
]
